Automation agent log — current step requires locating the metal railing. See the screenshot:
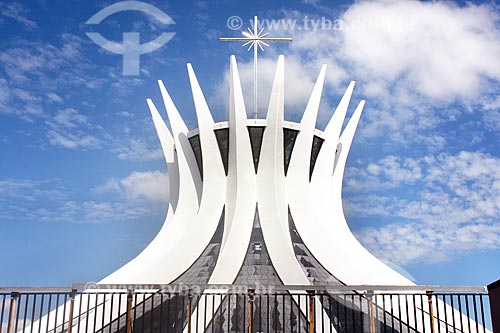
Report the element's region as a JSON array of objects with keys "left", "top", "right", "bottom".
[{"left": 0, "top": 284, "right": 493, "bottom": 333}]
